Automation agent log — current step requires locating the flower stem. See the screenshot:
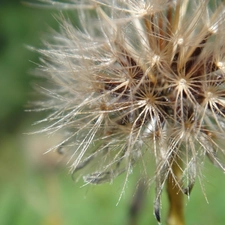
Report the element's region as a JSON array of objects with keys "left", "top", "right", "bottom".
[{"left": 166, "top": 156, "right": 185, "bottom": 225}]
